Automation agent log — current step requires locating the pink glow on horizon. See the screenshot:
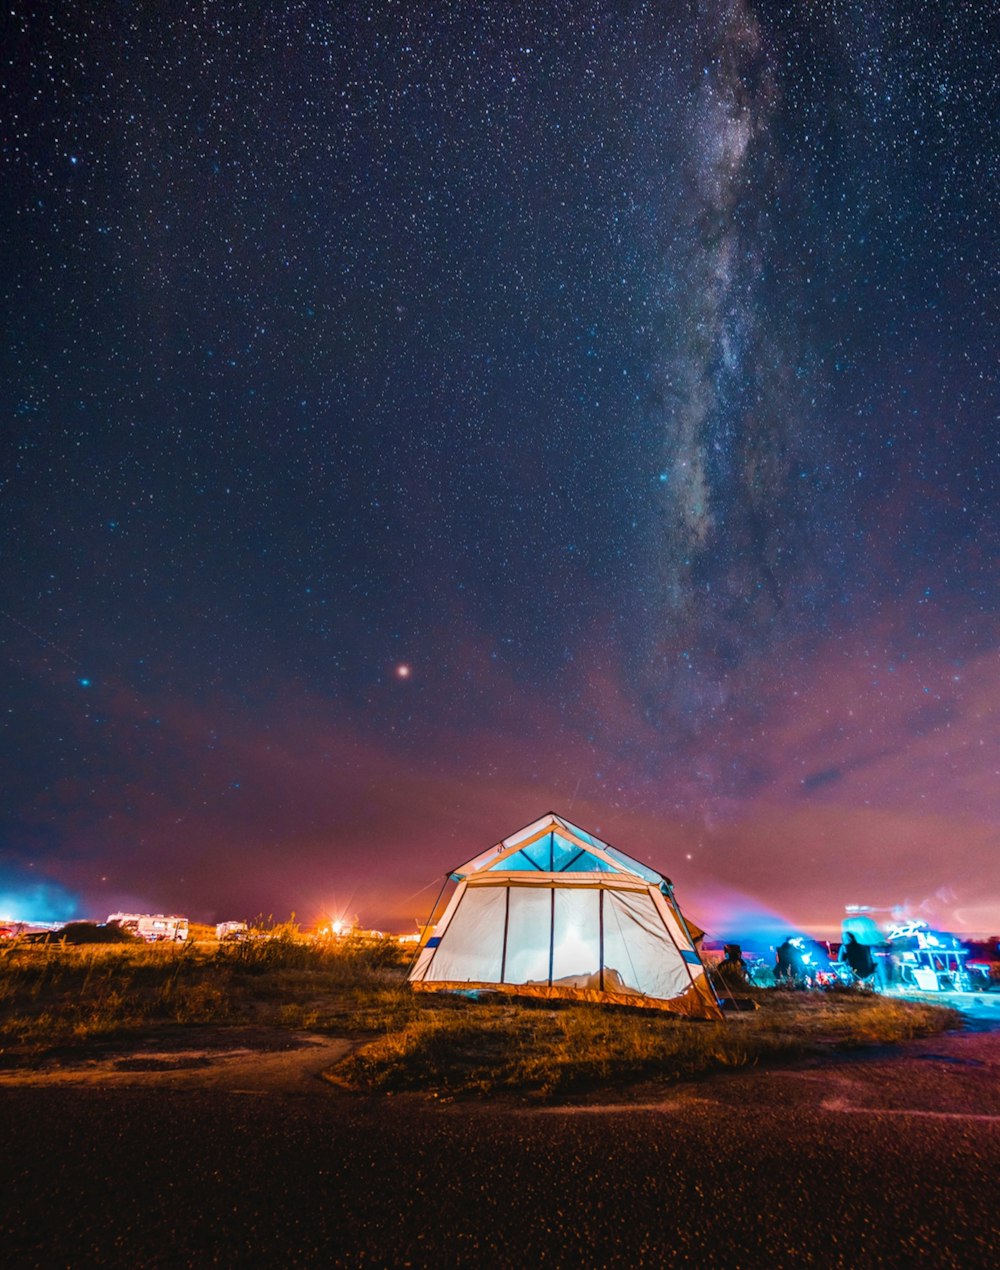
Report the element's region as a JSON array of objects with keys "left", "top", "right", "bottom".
[{"left": 14, "top": 613, "right": 999, "bottom": 939}]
